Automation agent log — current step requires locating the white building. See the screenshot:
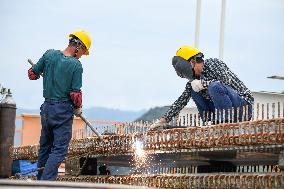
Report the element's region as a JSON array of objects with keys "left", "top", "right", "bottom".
[{"left": 177, "top": 91, "right": 284, "bottom": 126}]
